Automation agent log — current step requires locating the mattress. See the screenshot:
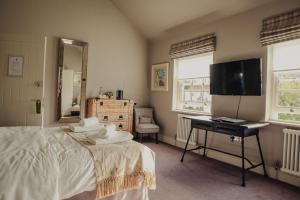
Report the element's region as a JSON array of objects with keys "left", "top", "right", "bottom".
[{"left": 0, "top": 126, "right": 150, "bottom": 200}]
